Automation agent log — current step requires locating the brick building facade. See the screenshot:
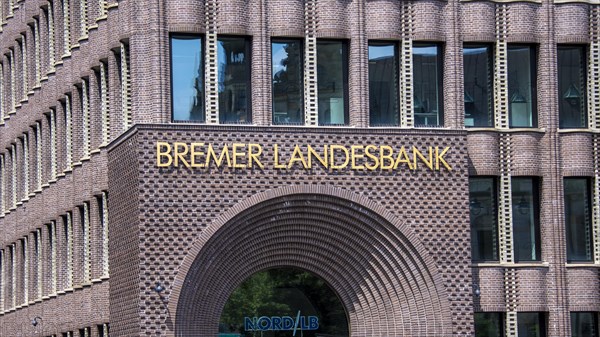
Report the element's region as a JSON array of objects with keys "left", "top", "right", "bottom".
[{"left": 0, "top": 0, "right": 597, "bottom": 336}]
